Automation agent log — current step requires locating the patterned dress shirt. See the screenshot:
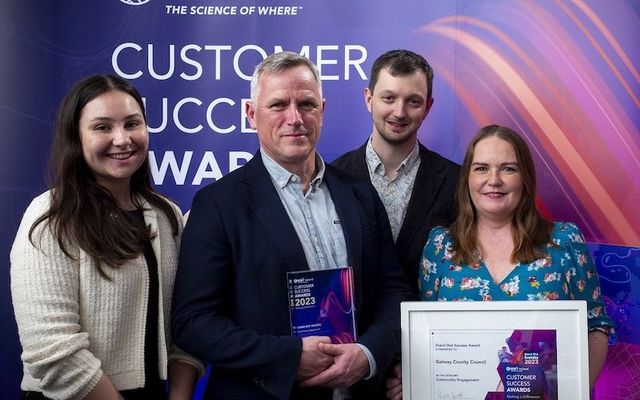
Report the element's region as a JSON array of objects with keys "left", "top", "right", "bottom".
[{"left": 365, "top": 137, "right": 420, "bottom": 241}]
